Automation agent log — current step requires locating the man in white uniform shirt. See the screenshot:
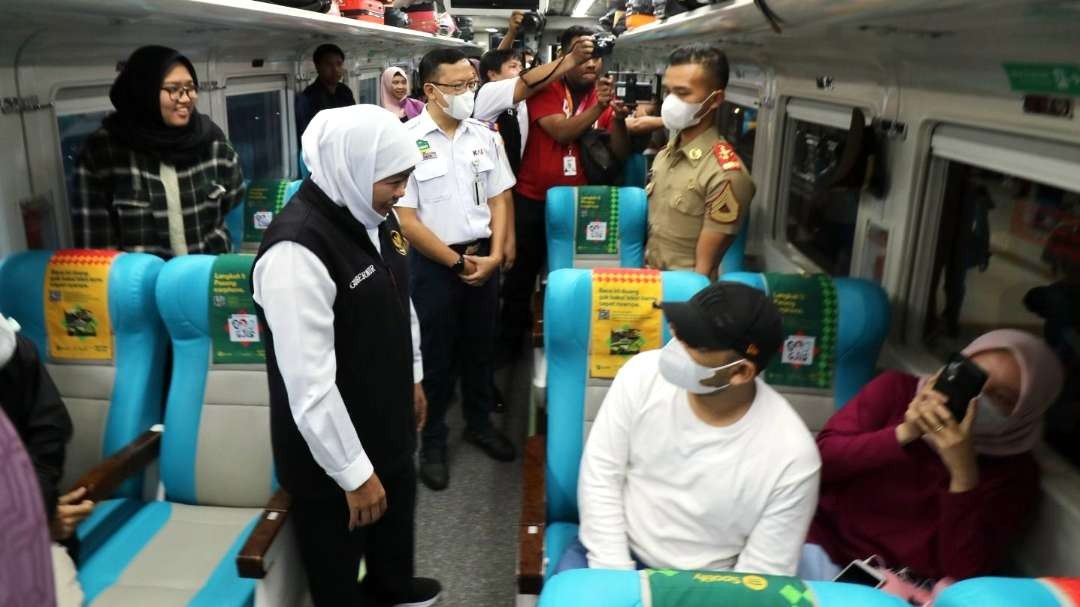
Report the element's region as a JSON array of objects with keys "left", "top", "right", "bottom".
[
  {"left": 560, "top": 282, "right": 821, "bottom": 576},
  {"left": 397, "top": 49, "right": 517, "bottom": 492}
]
